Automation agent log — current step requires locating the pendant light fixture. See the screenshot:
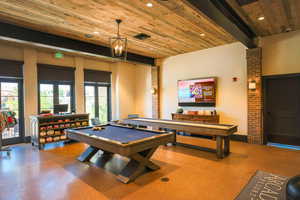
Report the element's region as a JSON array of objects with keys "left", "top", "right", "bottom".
[{"left": 109, "top": 19, "right": 127, "bottom": 60}]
